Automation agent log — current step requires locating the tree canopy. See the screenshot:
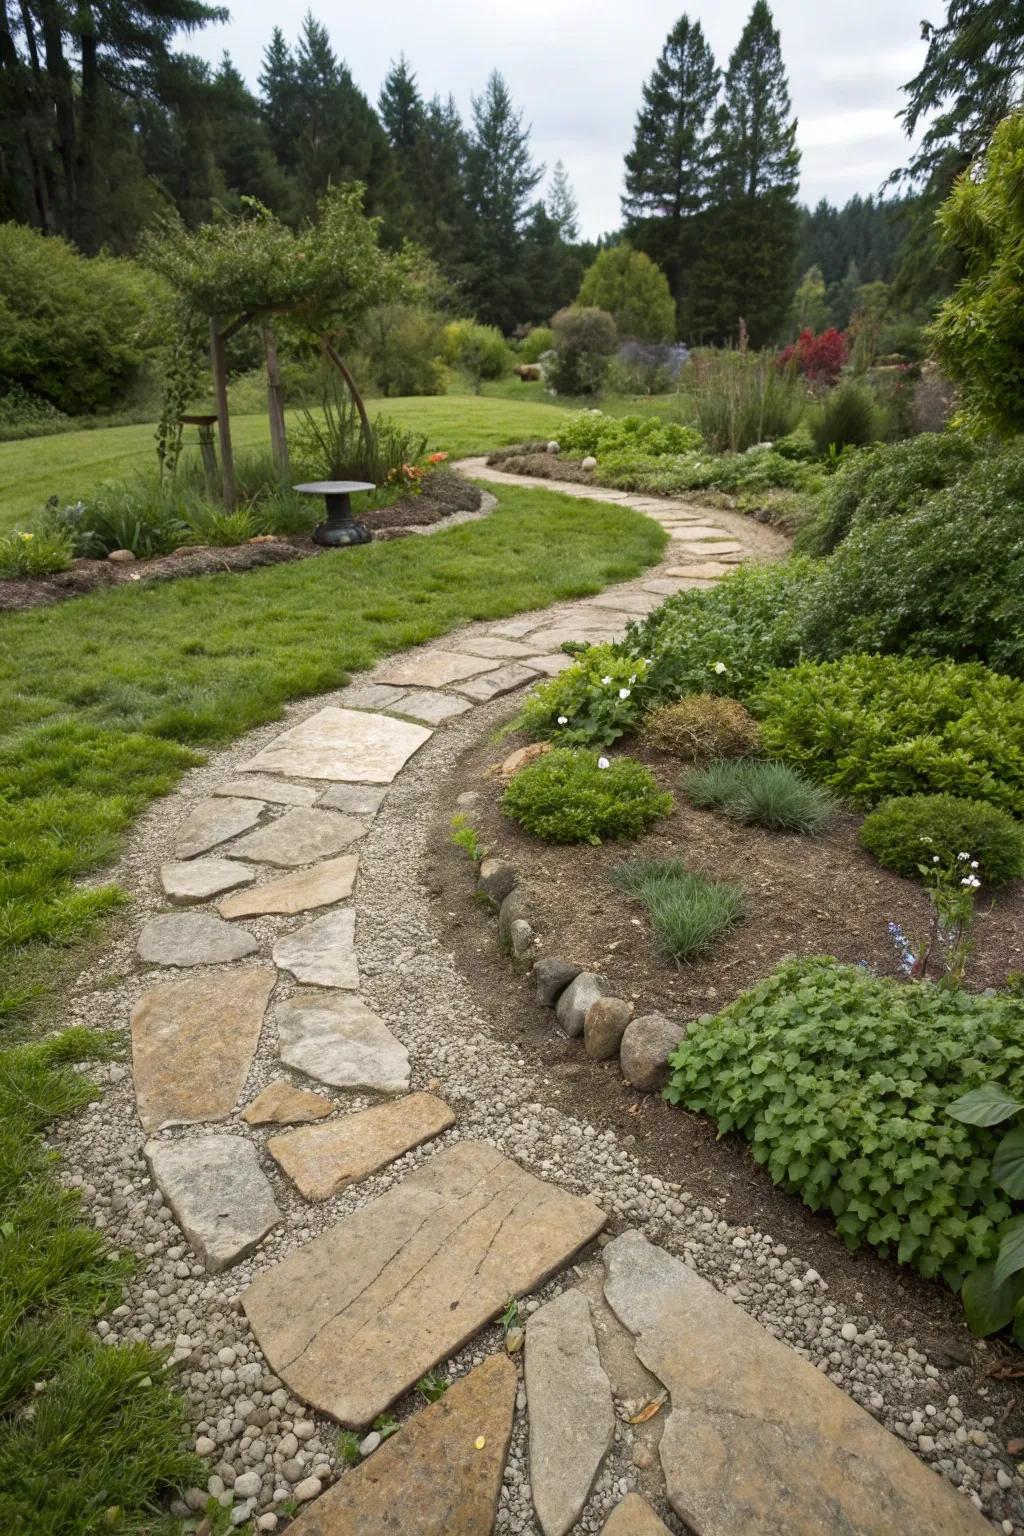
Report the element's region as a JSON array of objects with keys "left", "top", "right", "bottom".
[{"left": 577, "top": 243, "right": 675, "bottom": 342}]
